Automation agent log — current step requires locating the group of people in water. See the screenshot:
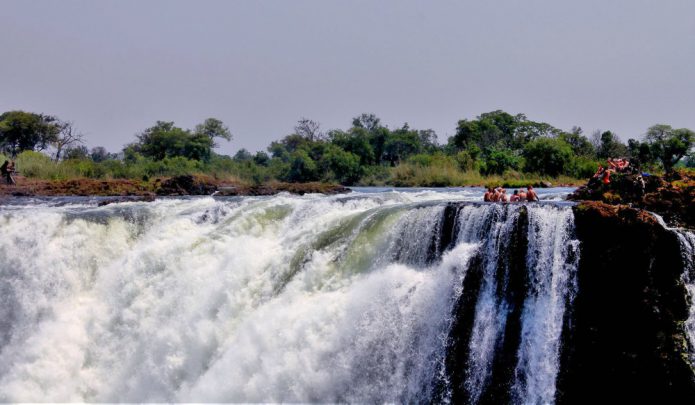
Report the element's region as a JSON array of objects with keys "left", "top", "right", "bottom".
[
  {"left": 592, "top": 157, "right": 634, "bottom": 185},
  {"left": 483, "top": 185, "right": 538, "bottom": 203},
  {"left": 0, "top": 160, "right": 16, "bottom": 185}
]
